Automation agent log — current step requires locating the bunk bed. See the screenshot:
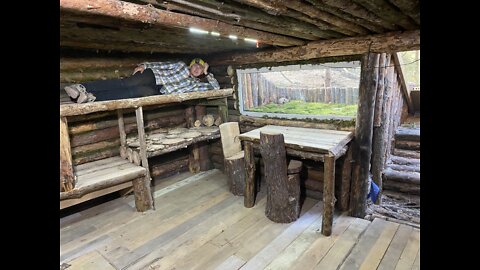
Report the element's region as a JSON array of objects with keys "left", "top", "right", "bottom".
[{"left": 60, "top": 89, "right": 233, "bottom": 211}]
